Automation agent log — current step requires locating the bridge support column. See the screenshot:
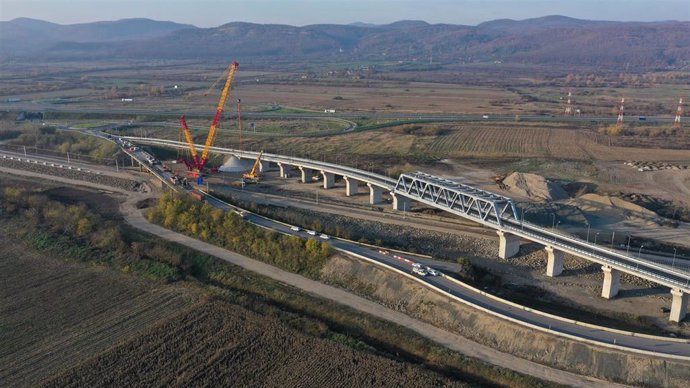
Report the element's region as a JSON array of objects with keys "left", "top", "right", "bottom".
[
  {"left": 277, "top": 163, "right": 287, "bottom": 178},
  {"left": 299, "top": 167, "right": 313, "bottom": 183},
  {"left": 367, "top": 183, "right": 383, "bottom": 204},
  {"left": 391, "top": 193, "right": 411, "bottom": 211},
  {"left": 131, "top": 156, "right": 135, "bottom": 167},
  {"left": 670, "top": 289, "right": 688, "bottom": 323},
  {"left": 601, "top": 265, "right": 620, "bottom": 299},
  {"left": 343, "top": 176, "right": 359, "bottom": 196},
  {"left": 321, "top": 171, "right": 335, "bottom": 189},
  {"left": 497, "top": 231, "right": 520, "bottom": 259},
  {"left": 545, "top": 246, "right": 564, "bottom": 277}
]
